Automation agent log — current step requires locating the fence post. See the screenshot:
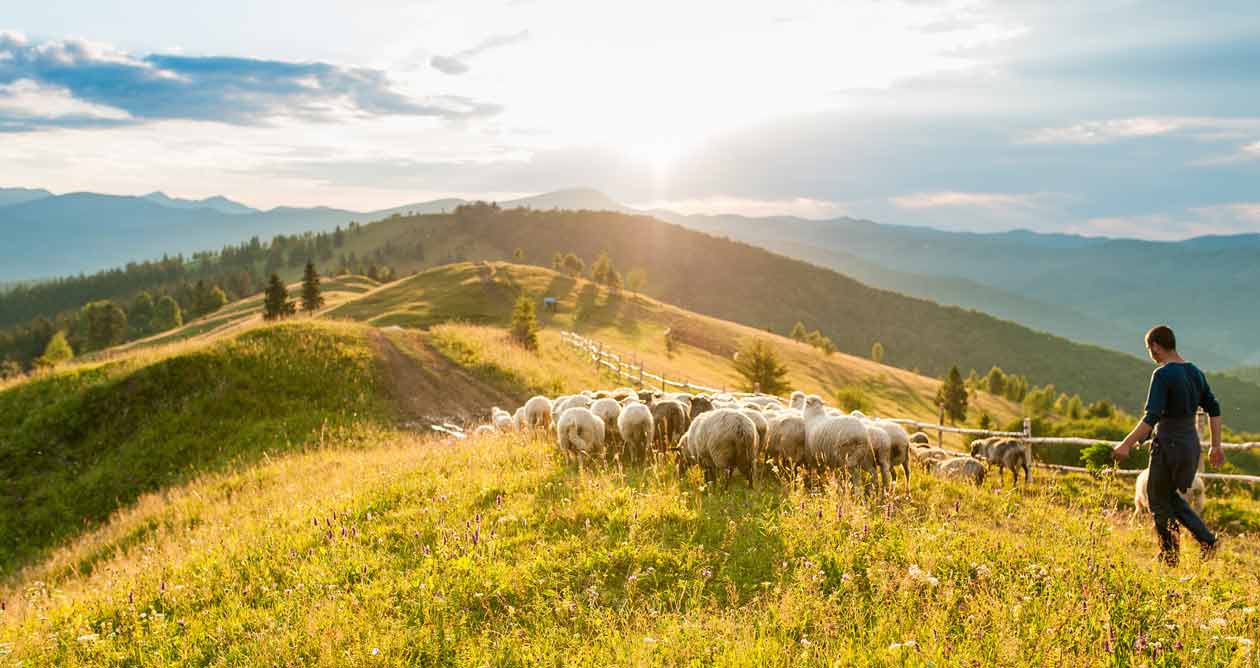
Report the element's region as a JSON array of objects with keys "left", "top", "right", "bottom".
[
  {"left": 595, "top": 342, "right": 602, "bottom": 371},
  {"left": 937, "top": 404, "right": 945, "bottom": 448},
  {"left": 661, "top": 373, "right": 667, "bottom": 392},
  {"left": 638, "top": 364, "right": 644, "bottom": 389}
]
